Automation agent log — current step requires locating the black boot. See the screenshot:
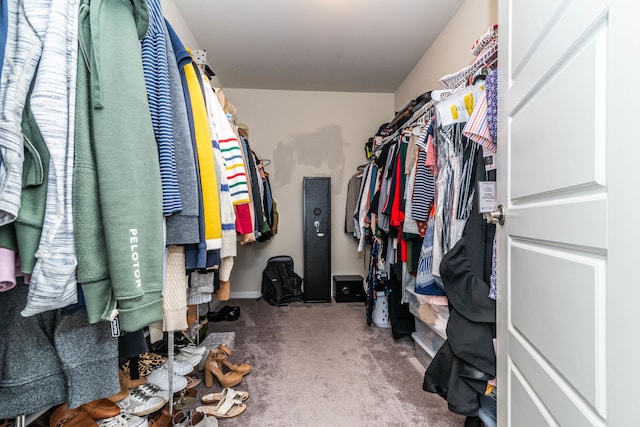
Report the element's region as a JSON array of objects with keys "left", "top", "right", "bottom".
[{"left": 208, "top": 305, "right": 241, "bottom": 322}]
